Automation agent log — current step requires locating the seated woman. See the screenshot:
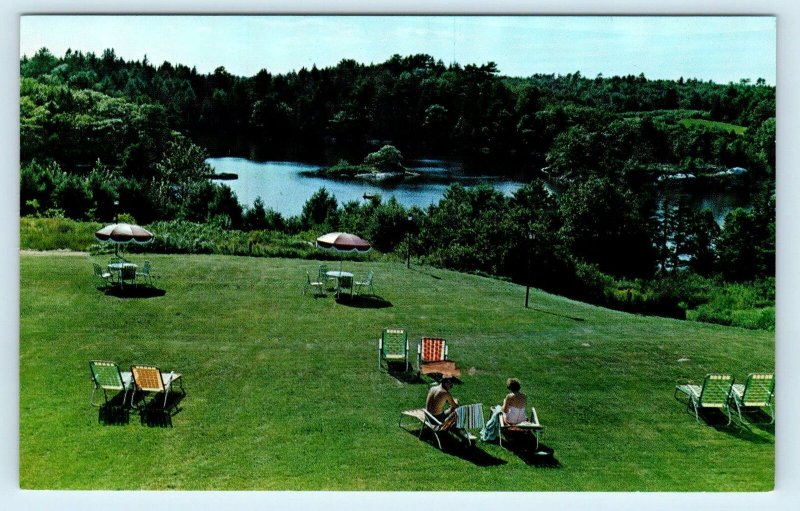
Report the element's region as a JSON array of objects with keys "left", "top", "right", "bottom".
[{"left": 502, "top": 377, "right": 528, "bottom": 425}]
